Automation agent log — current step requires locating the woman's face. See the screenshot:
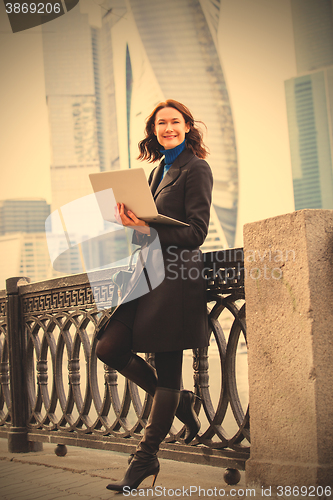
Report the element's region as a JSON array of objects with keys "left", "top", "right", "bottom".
[{"left": 154, "top": 107, "right": 190, "bottom": 150}]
